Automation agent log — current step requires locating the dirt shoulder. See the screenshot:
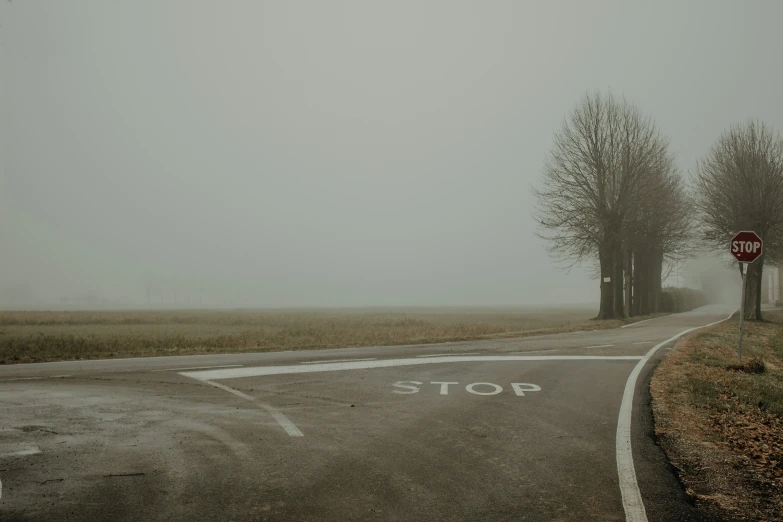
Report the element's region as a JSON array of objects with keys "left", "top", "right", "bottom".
[{"left": 651, "top": 308, "right": 783, "bottom": 521}]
